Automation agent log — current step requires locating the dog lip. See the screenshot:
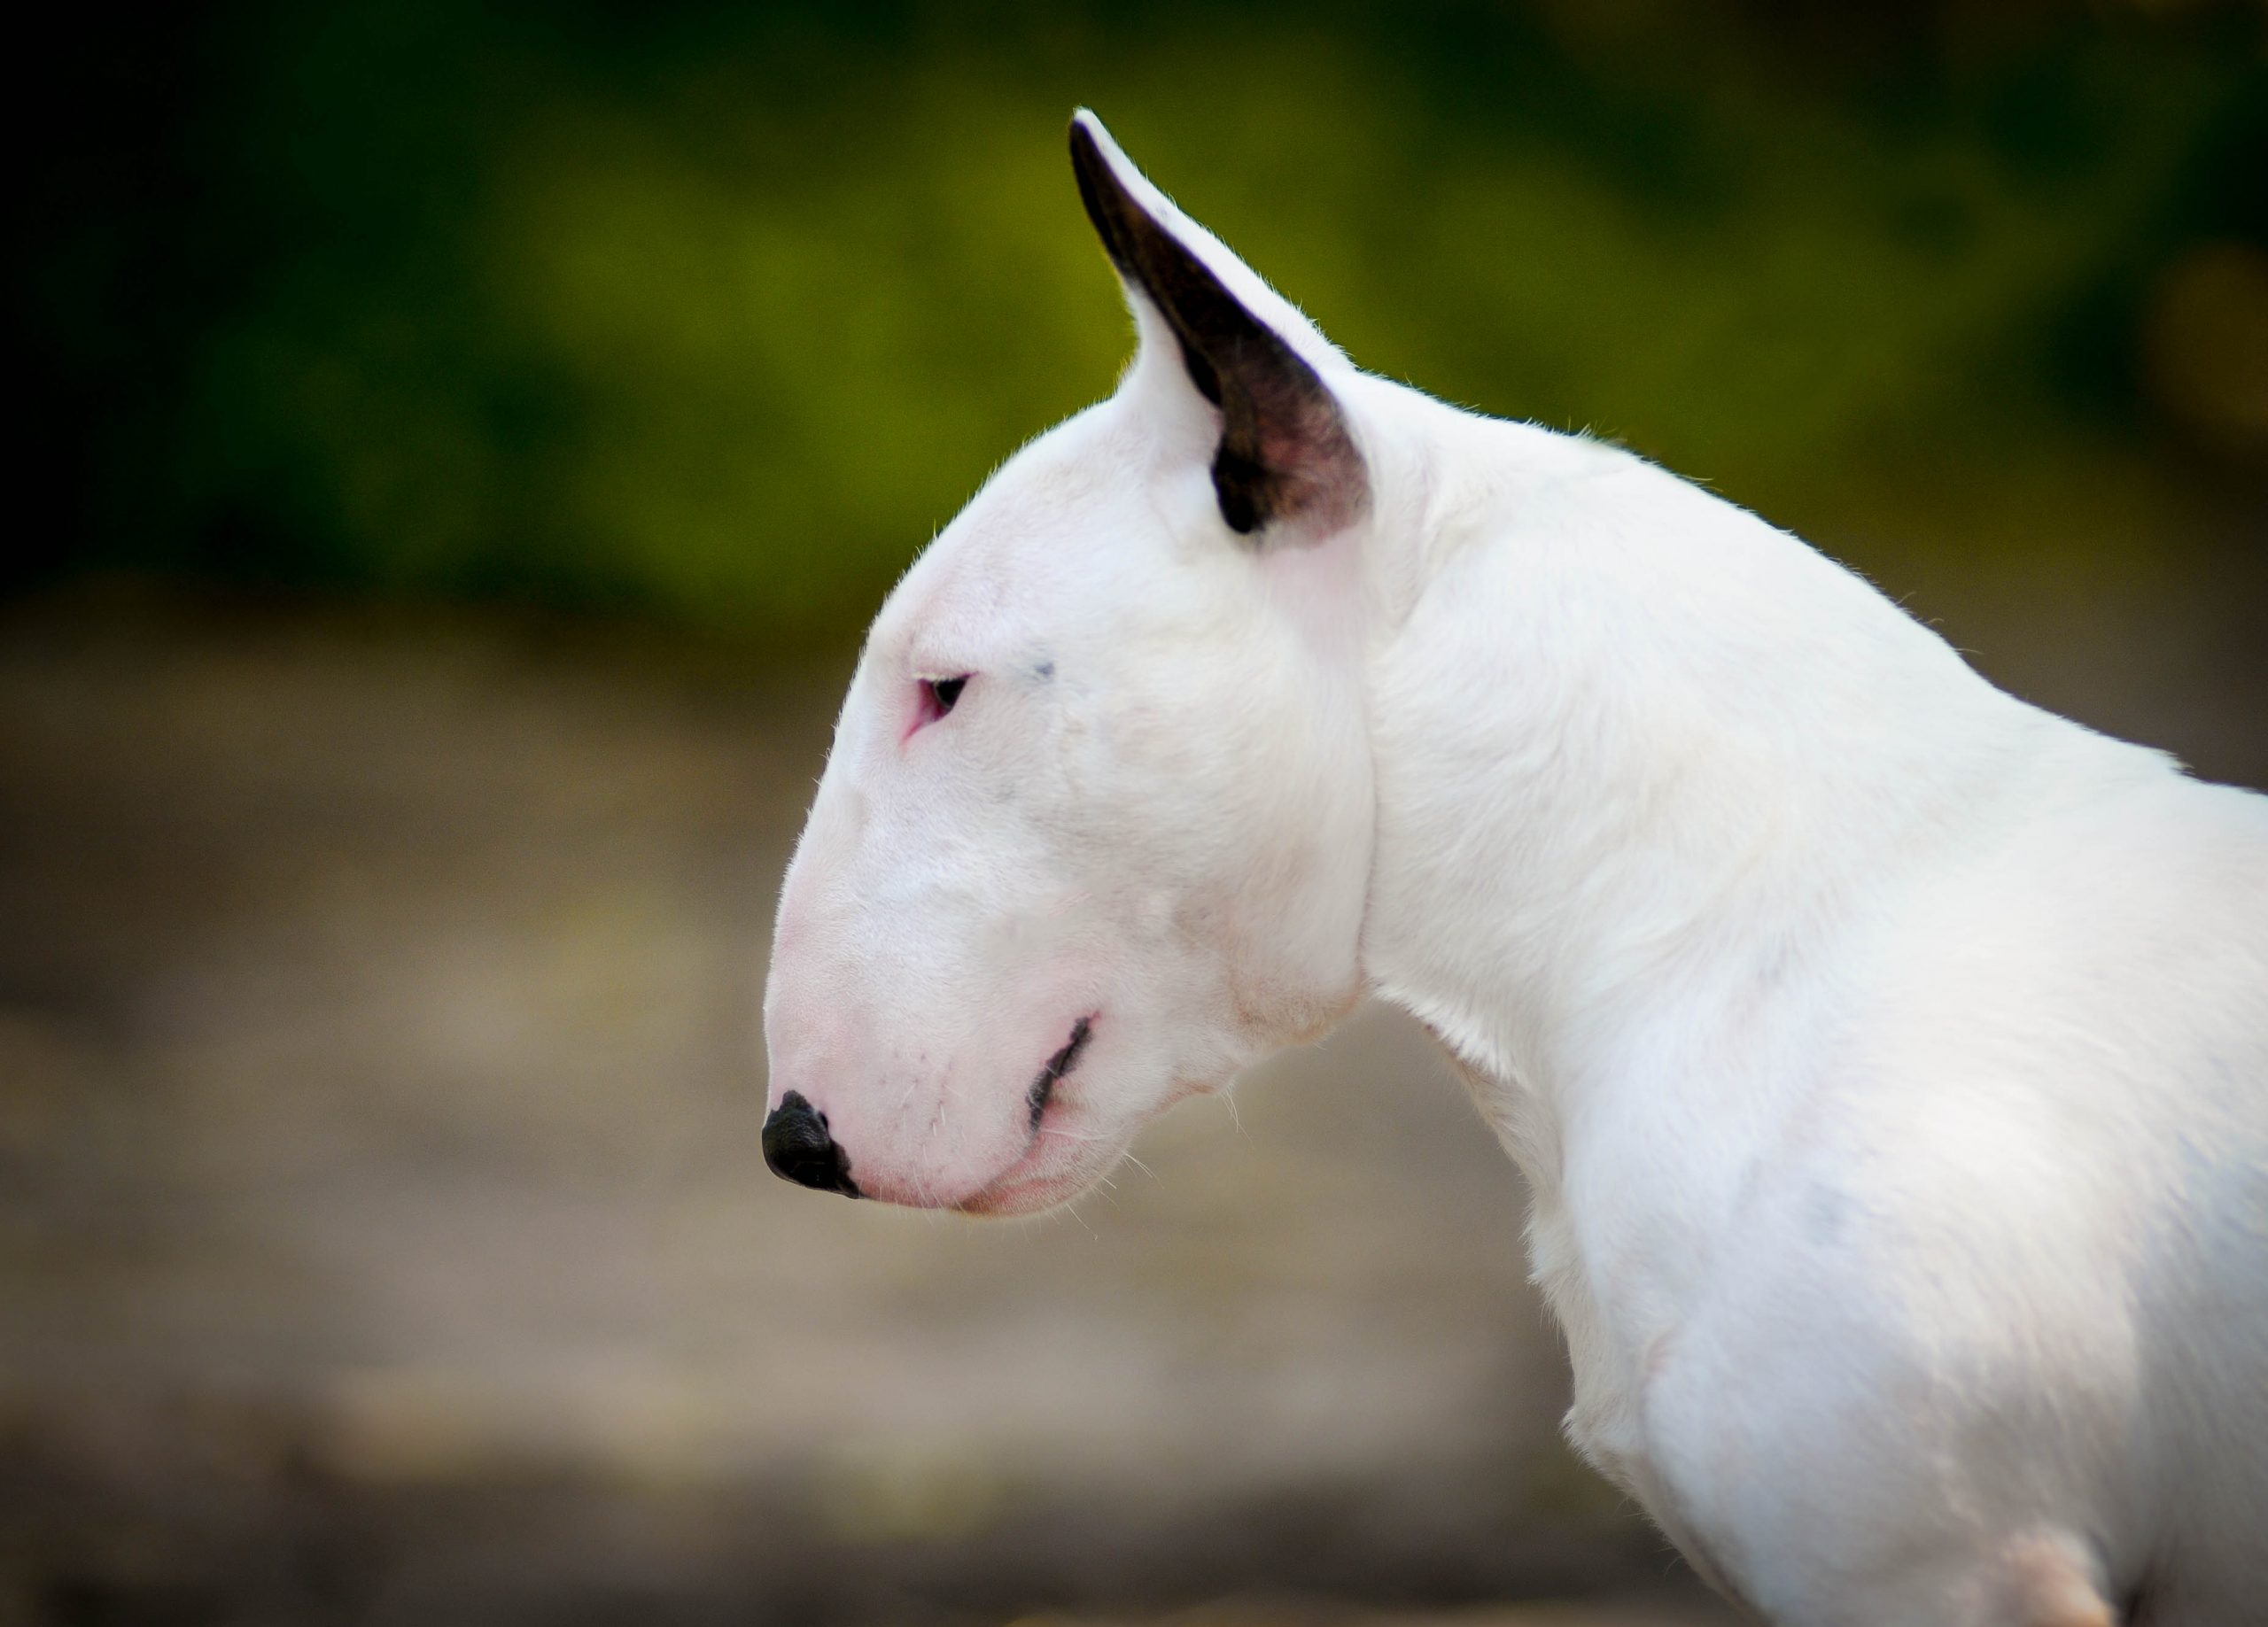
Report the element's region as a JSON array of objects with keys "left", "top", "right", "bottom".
[
  {"left": 1027, "top": 1014, "right": 1095, "bottom": 1130},
  {"left": 954, "top": 1017, "right": 1099, "bottom": 1213}
]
